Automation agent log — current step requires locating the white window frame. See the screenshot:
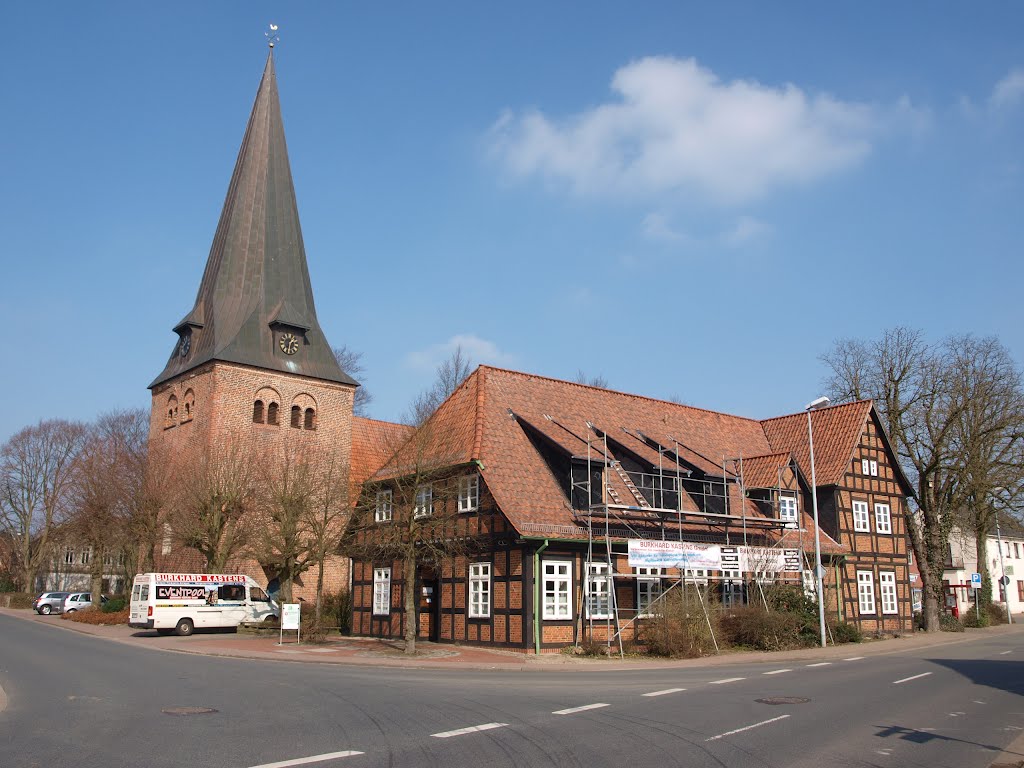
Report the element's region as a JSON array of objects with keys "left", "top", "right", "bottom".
[
  {"left": 635, "top": 567, "right": 664, "bottom": 617},
  {"left": 683, "top": 568, "right": 708, "bottom": 584},
  {"left": 64, "top": 547, "right": 75, "bottom": 565},
  {"left": 542, "top": 560, "right": 571, "bottom": 620},
  {"left": 374, "top": 489, "right": 393, "bottom": 522},
  {"left": 879, "top": 571, "right": 898, "bottom": 615},
  {"left": 779, "top": 493, "right": 798, "bottom": 525},
  {"left": 870, "top": 460, "right": 879, "bottom": 477},
  {"left": 853, "top": 500, "right": 870, "bottom": 532},
  {"left": 857, "top": 570, "right": 876, "bottom": 615},
  {"left": 414, "top": 484, "right": 433, "bottom": 519},
  {"left": 458, "top": 474, "right": 479, "bottom": 513},
  {"left": 80, "top": 547, "right": 92, "bottom": 566},
  {"left": 874, "top": 502, "right": 892, "bottom": 534},
  {"left": 372, "top": 567, "right": 391, "bottom": 616},
  {"left": 861, "top": 458, "right": 870, "bottom": 475},
  {"left": 468, "top": 562, "right": 491, "bottom": 618},
  {"left": 585, "top": 561, "right": 611, "bottom": 619}
]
